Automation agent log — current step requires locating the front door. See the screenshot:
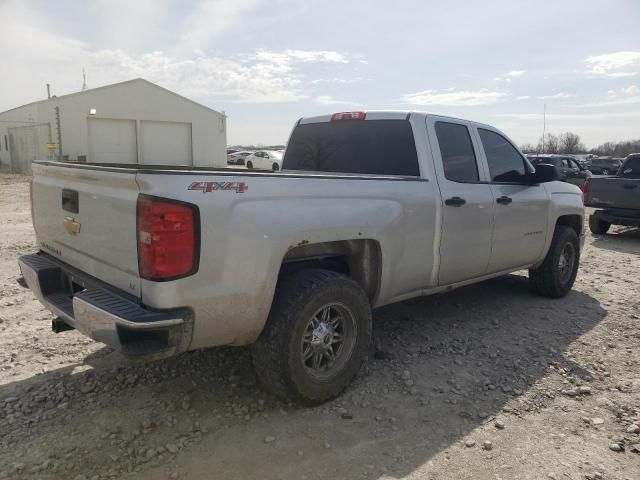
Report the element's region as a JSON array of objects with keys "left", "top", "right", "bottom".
[
  {"left": 474, "top": 127, "right": 550, "bottom": 272},
  {"left": 426, "top": 117, "right": 495, "bottom": 286}
]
